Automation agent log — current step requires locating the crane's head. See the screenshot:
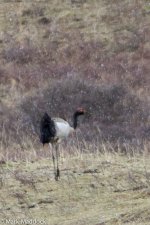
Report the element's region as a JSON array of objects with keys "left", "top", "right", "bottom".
[{"left": 76, "top": 107, "right": 86, "bottom": 115}]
